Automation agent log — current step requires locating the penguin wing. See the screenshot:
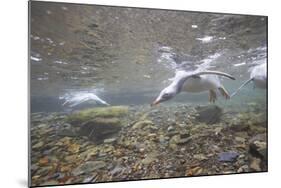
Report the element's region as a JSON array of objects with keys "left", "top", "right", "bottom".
[
  {"left": 230, "top": 78, "right": 253, "bottom": 98},
  {"left": 192, "top": 70, "right": 236, "bottom": 80},
  {"left": 176, "top": 70, "right": 235, "bottom": 92}
]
